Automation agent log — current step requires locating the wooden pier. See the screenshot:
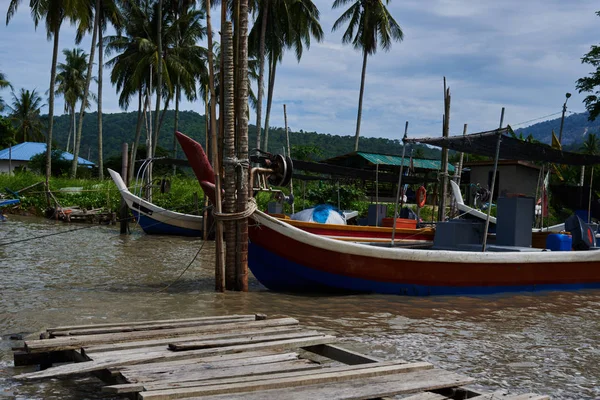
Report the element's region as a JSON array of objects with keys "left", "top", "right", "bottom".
[{"left": 12, "top": 314, "right": 548, "bottom": 399}]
